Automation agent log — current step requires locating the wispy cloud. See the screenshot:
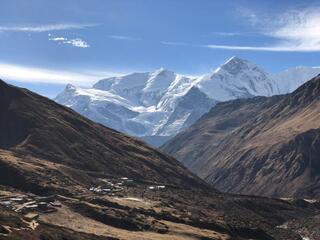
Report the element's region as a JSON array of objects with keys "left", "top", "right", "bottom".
[
  {"left": 228, "top": 6, "right": 320, "bottom": 52},
  {"left": 49, "top": 36, "right": 90, "bottom": 48},
  {"left": 236, "top": 7, "right": 258, "bottom": 25},
  {"left": 162, "top": 6, "right": 320, "bottom": 52},
  {"left": 108, "top": 35, "right": 141, "bottom": 41},
  {"left": 210, "top": 31, "right": 264, "bottom": 37},
  {"left": 0, "top": 23, "right": 96, "bottom": 32},
  {"left": 65, "top": 39, "right": 90, "bottom": 48},
  {"left": 162, "top": 41, "right": 320, "bottom": 53},
  {"left": 50, "top": 37, "right": 67, "bottom": 41},
  {"left": 210, "top": 32, "right": 242, "bottom": 37},
  {"left": 160, "top": 41, "right": 193, "bottom": 47},
  {"left": 0, "top": 63, "right": 123, "bottom": 86},
  {"left": 205, "top": 44, "right": 299, "bottom": 52},
  {"left": 264, "top": 7, "right": 320, "bottom": 51}
]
